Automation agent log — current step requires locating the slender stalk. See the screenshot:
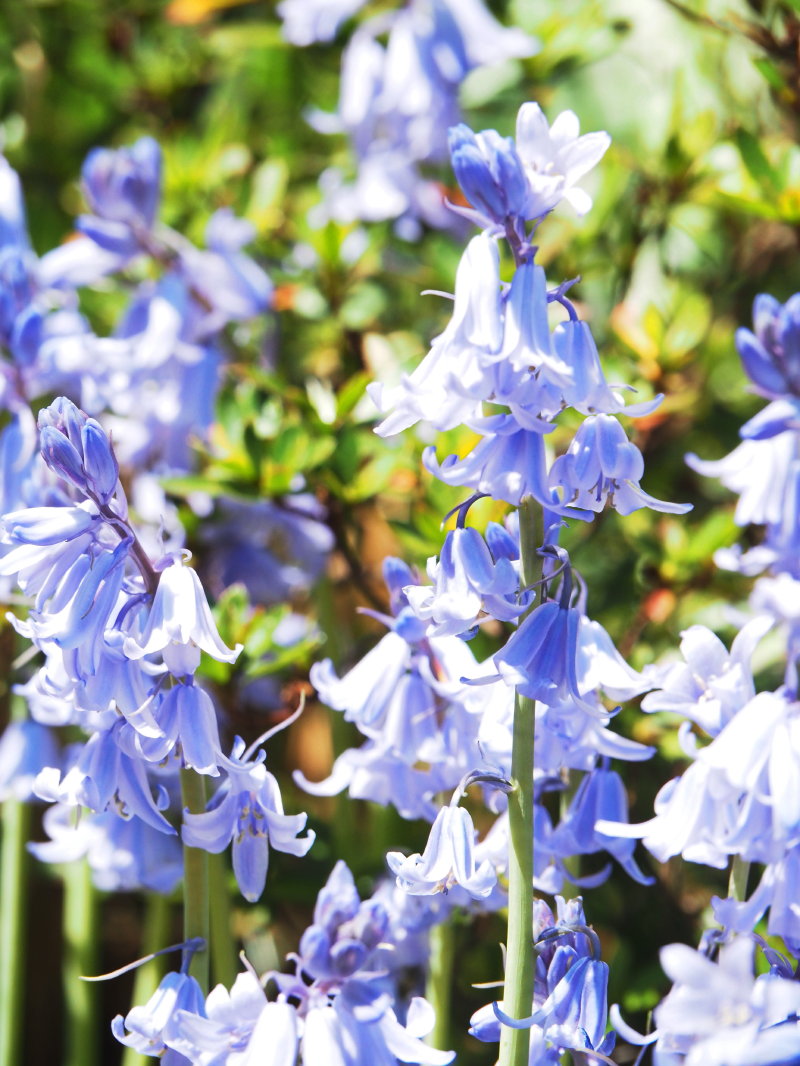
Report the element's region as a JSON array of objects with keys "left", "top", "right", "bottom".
[
  {"left": 0, "top": 787, "right": 30, "bottom": 1066},
  {"left": 208, "top": 851, "right": 237, "bottom": 989},
  {"left": 498, "top": 496, "right": 542, "bottom": 1066},
  {"left": 558, "top": 777, "right": 580, "bottom": 900},
  {"left": 426, "top": 919, "right": 455, "bottom": 1051},
  {"left": 728, "top": 855, "right": 750, "bottom": 902},
  {"left": 63, "top": 857, "right": 99, "bottom": 1066},
  {"left": 121, "top": 893, "right": 172, "bottom": 1066},
  {"left": 180, "top": 767, "right": 209, "bottom": 992}
]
